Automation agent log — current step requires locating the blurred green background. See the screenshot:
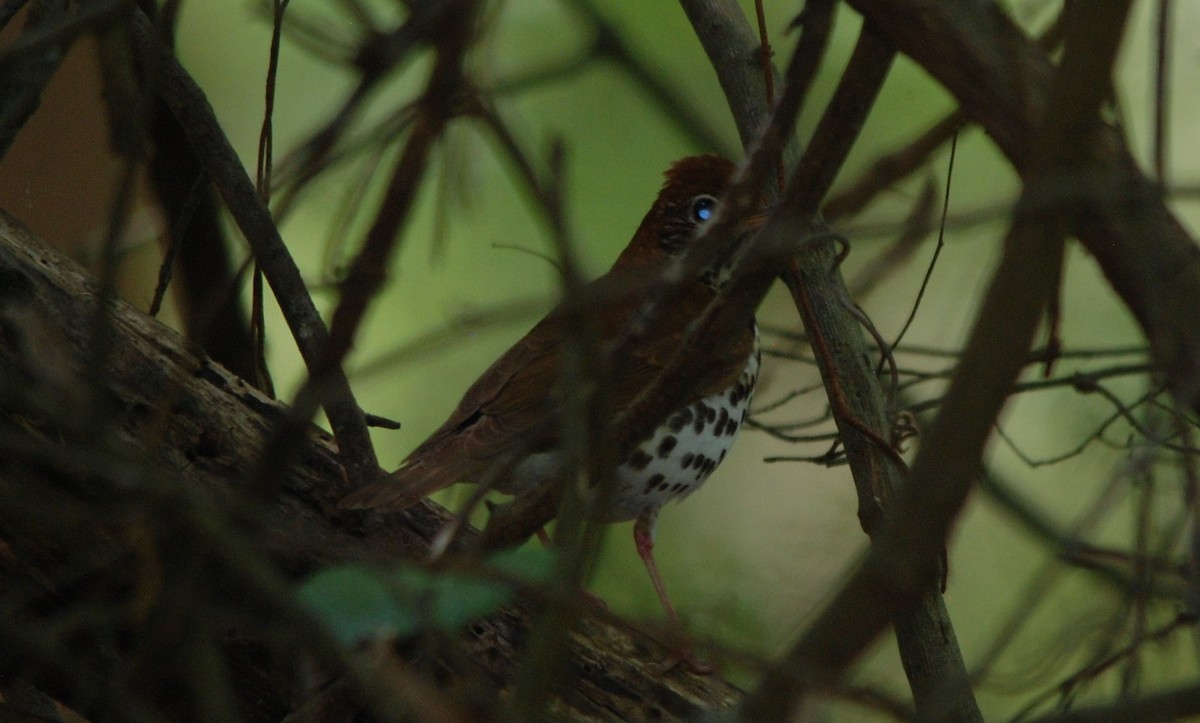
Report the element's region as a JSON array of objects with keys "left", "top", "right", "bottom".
[{"left": 144, "top": 0, "right": 1200, "bottom": 717}]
